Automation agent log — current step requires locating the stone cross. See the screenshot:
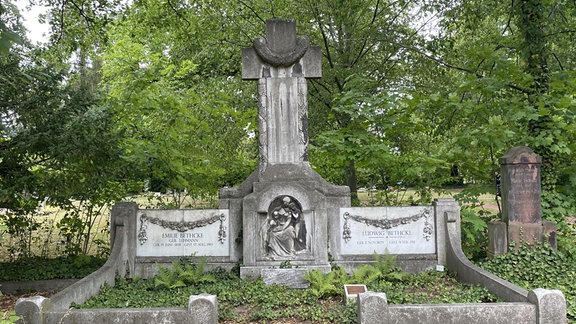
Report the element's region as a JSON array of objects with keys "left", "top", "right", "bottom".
[{"left": 242, "top": 19, "right": 321, "bottom": 170}]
